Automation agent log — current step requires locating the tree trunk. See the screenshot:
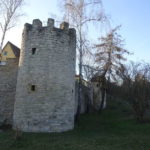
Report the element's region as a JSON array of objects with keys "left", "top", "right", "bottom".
[
  {"left": 99, "top": 76, "right": 106, "bottom": 112},
  {"left": 75, "top": 25, "right": 83, "bottom": 122},
  {"left": 0, "top": 24, "right": 7, "bottom": 51}
]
